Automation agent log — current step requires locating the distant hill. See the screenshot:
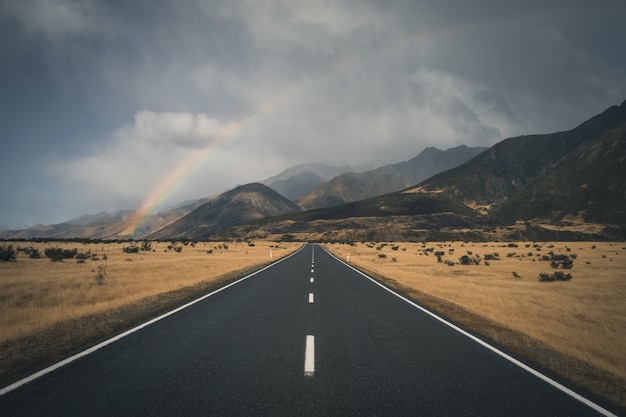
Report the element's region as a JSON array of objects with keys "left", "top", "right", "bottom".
[
  {"left": 0, "top": 198, "right": 209, "bottom": 240},
  {"left": 147, "top": 183, "right": 301, "bottom": 240},
  {"left": 297, "top": 145, "right": 486, "bottom": 210},
  {"left": 261, "top": 161, "right": 386, "bottom": 200}
]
